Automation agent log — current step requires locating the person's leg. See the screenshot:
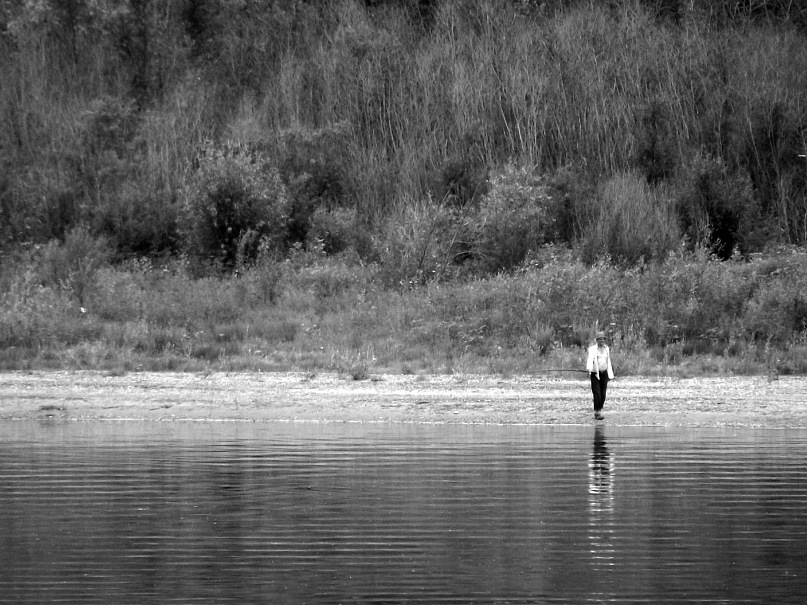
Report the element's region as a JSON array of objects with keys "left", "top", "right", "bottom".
[
  {"left": 590, "top": 372, "right": 603, "bottom": 412},
  {"left": 599, "top": 372, "right": 609, "bottom": 409}
]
